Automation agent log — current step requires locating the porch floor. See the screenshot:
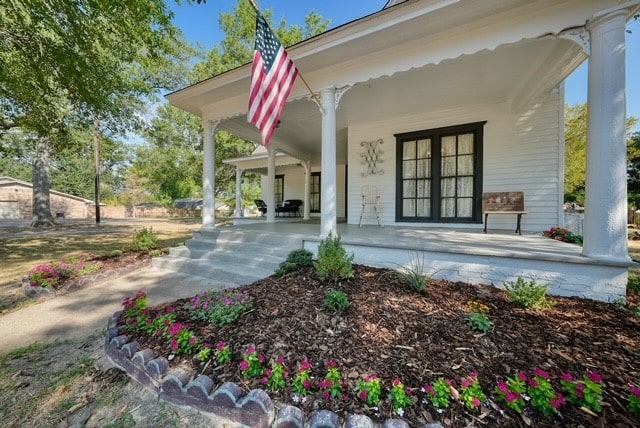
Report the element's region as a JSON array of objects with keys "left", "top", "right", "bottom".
[{"left": 225, "top": 218, "right": 629, "bottom": 302}]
